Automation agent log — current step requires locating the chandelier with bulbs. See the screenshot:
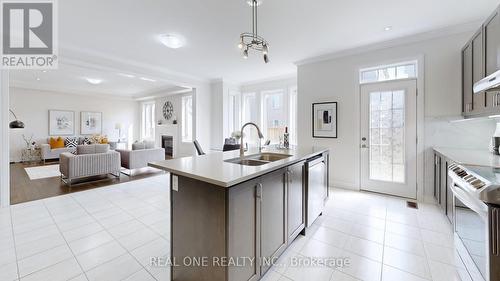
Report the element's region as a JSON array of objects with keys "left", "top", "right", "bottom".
[{"left": 238, "top": 0, "right": 269, "bottom": 63}]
